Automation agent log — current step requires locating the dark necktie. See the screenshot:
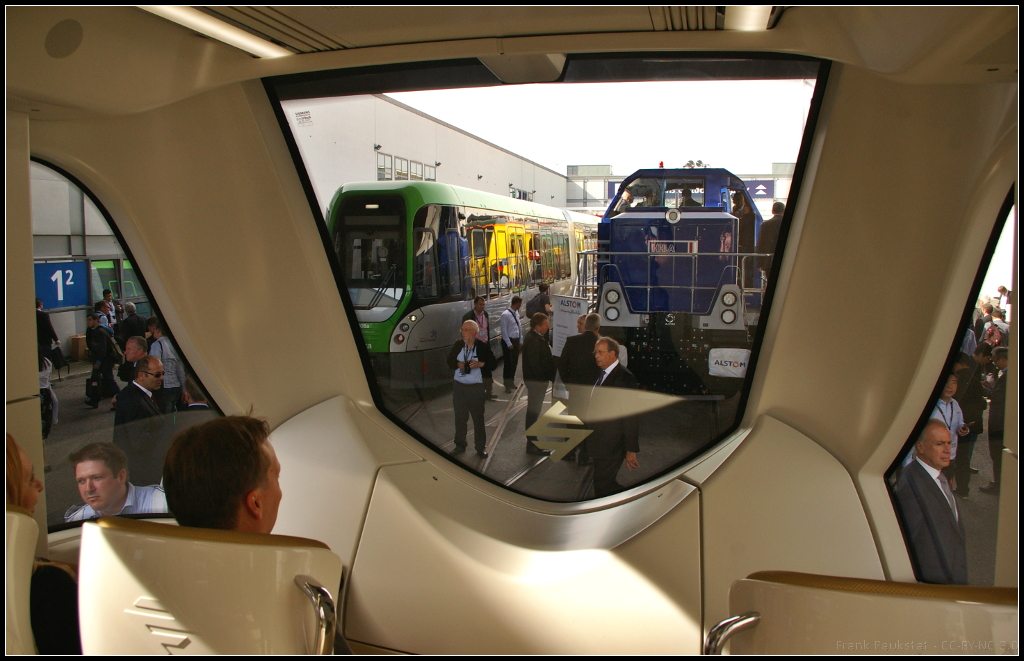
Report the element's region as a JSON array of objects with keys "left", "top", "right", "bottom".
[{"left": 595, "top": 372, "right": 606, "bottom": 387}]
